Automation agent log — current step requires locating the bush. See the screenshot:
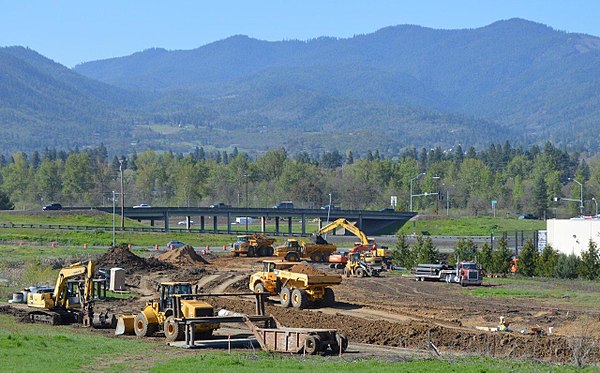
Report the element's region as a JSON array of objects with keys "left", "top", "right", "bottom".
[{"left": 554, "top": 253, "right": 580, "bottom": 279}]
